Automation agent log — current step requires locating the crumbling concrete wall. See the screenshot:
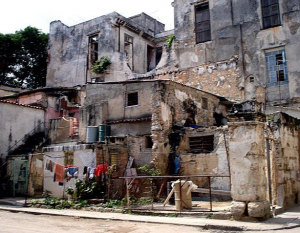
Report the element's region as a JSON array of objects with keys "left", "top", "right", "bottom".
[
  {"left": 267, "top": 113, "right": 300, "bottom": 209},
  {"left": 172, "top": 0, "right": 300, "bottom": 106},
  {"left": 151, "top": 80, "right": 226, "bottom": 174},
  {"left": 151, "top": 56, "right": 243, "bottom": 102},
  {"left": 46, "top": 12, "right": 163, "bottom": 87},
  {"left": 127, "top": 135, "right": 153, "bottom": 168},
  {"left": 79, "top": 82, "right": 153, "bottom": 141},
  {"left": 228, "top": 120, "right": 270, "bottom": 218},
  {"left": 0, "top": 102, "right": 45, "bottom": 157},
  {"left": 178, "top": 127, "right": 231, "bottom": 191},
  {"left": 28, "top": 153, "right": 44, "bottom": 196},
  {"left": 43, "top": 144, "right": 96, "bottom": 198}
]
